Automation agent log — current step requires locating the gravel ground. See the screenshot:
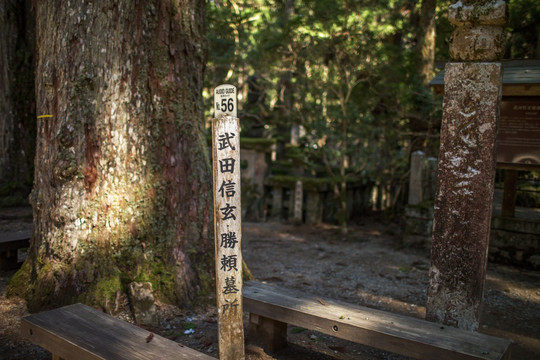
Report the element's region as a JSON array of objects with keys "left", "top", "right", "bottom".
[{"left": 1, "top": 215, "right": 539, "bottom": 359}]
